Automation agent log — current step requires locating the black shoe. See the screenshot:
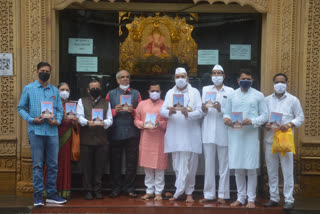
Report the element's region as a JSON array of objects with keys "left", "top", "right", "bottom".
[
  {"left": 84, "top": 192, "right": 93, "bottom": 200},
  {"left": 283, "top": 202, "right": 294, "bottom": 209},
  {"left": 263, "top": 200, "right": 279, "bottom": 207},
  {"left": 109, "top": 191, "right": 120, "bottom": 198},
  {"left": 95, "top": 191, "right": 104, "bottom": 199}
]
